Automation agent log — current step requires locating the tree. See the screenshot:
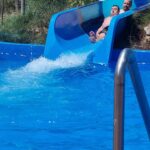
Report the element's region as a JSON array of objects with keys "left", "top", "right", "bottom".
[
  {"left": 15, "top": 0, "right": 19, "bottom": 13},
  {"left": 1, "top": 0, "right": 4, "bottom": 25},
  {"left": 0, "top": 0, "right": 98, "bottom": 43},
  {"left": 21, "top": 0, "right": 25, "bottom": 15}
]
